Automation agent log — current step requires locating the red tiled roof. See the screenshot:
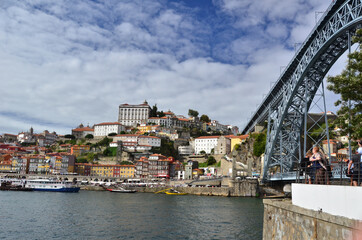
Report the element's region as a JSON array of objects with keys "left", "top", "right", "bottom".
[
  {"left": 72, "top": 127, "right": 94, "bottom": 132},
  {"left": 114, "top": 134, "right": 139, "bottom": 137},
  {"left": 4, "top": 133, "right": 17, "bottom": 137},
  {"left": 139, "top": 136, "right": 160, "bottom": 139},
  {"left": 196, "top": 136, "right": 220, "bottom": 139},
  {"left": 226, "top": 134, "right": 249, "bottom": 140}
]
